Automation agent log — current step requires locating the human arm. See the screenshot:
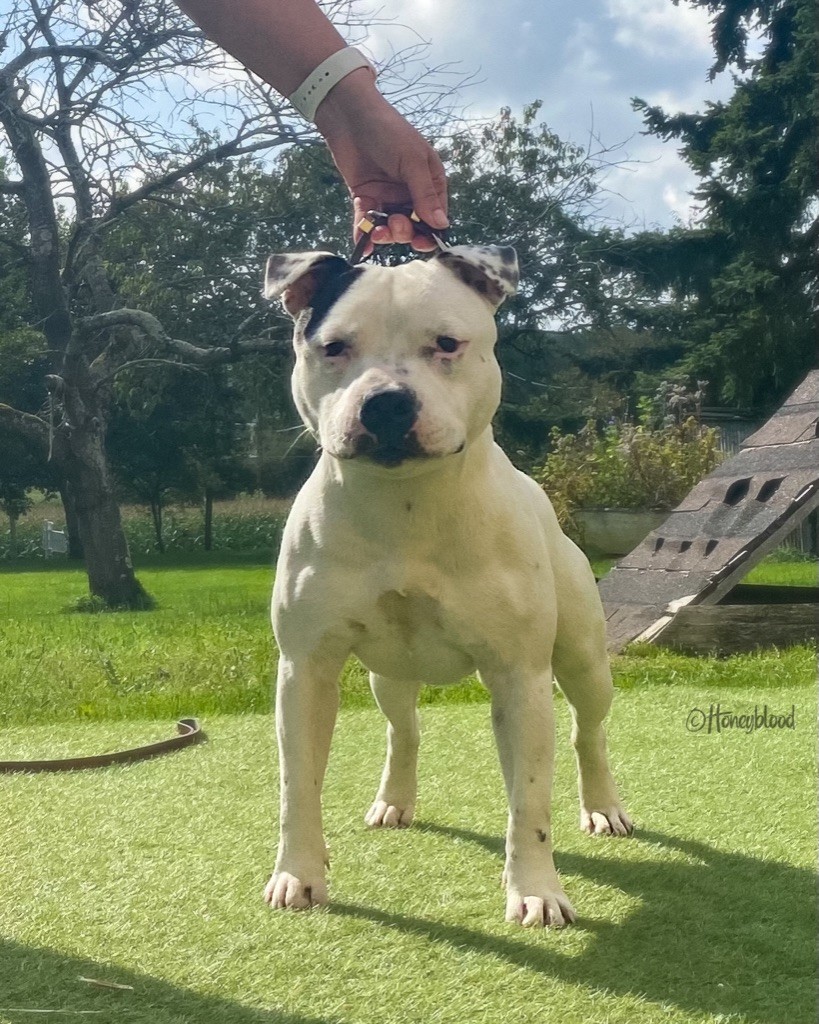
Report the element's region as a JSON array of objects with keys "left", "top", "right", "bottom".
[{"left": 175, "top": 0, "right": 448, "bottom": 250}]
